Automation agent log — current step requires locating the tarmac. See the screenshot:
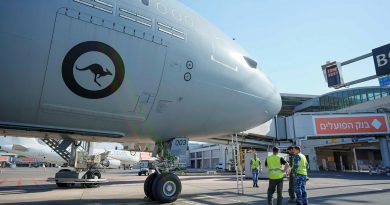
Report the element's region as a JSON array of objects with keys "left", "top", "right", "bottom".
[{"left": 0, "top": 168, "right": 390, "bottom": 205}]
